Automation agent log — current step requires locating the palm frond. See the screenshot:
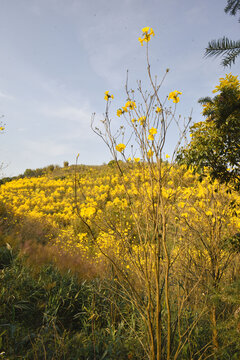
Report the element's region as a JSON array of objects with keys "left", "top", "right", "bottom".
[
  {"left": 205, "top": 37, "right": 240, "bottom": 66},
  {"left": 225, "top": 0, "right": 240, "bottom": 21},
  {"left": 222, "top": 47, "right": 240, "bottom": 67},
  {"left": 198, "top": 97, "right": 213, "bottom": 105}
]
